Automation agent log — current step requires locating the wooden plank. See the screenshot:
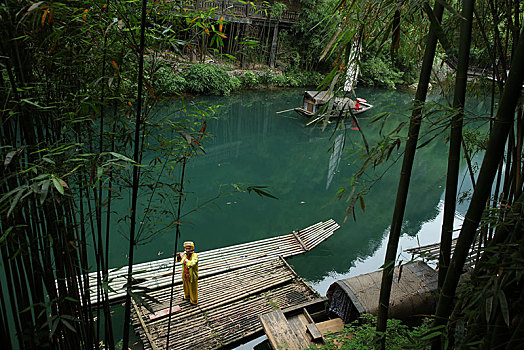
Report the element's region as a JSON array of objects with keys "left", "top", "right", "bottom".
[
  {"left": 306, "top": 323, "right": 323, "bottom": 341},
  {"left": 316, "top": 318, "right": 345, "bottom": 335},
  {"left": 281, "top": 298, "right": 328, "bottom": 315},
  {"left": 302, "top": 308, "right": 314, "bottom": 324},
  {"left": 287, "top": 313, "right": 312, "bottom": 348},
  {"left": 292, "top": 230, "right": 308, "bottom": 252},
  {"left": 260, "top": 309, "right": 304, "bottom": 350}
]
